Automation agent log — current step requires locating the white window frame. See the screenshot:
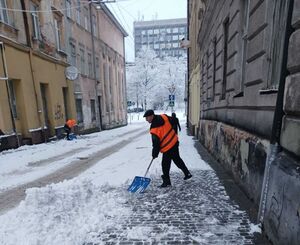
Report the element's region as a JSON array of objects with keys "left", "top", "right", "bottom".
[
  {"left": 54, "top": 19, "right": 61, "bottom": 50},
  {"left": 84, "top": 15, "right": 88, "bottom": 30},
  {"left": 0, "top": 0, "right": 9, "bottom": 24},
  {"left": 30, "top": 2, "right": 40, "bottom": 40},
  {"left": 66, "top": 0, "right": 71, "bottom": 18}
]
